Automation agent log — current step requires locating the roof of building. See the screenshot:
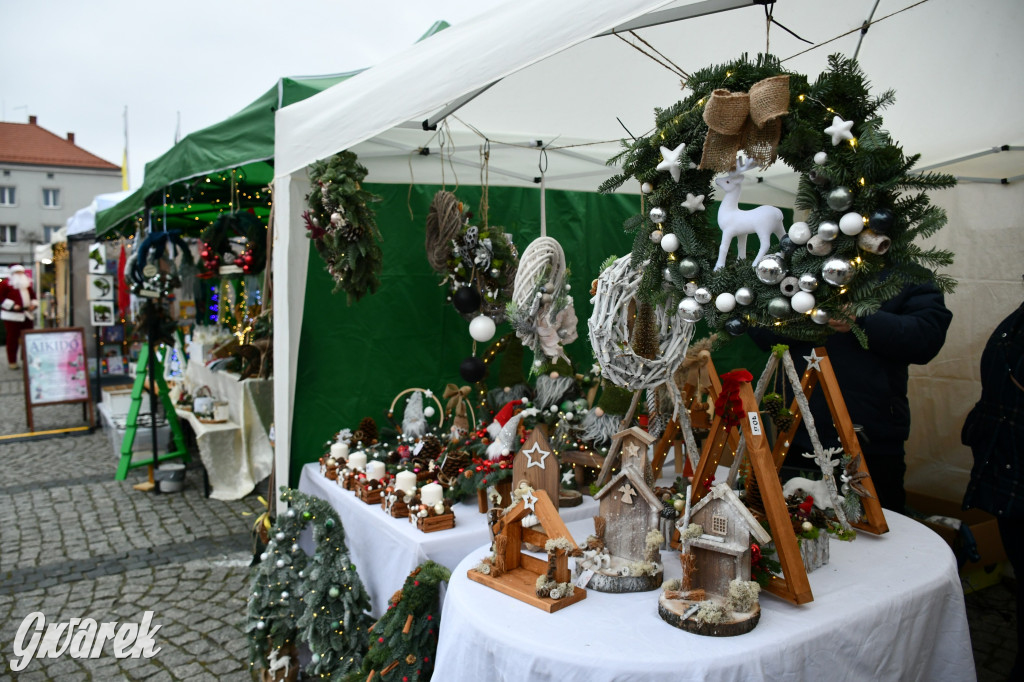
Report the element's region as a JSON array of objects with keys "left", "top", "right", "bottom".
[{"left": 0, "top": 119, "right": 119, "bottom": 171}]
